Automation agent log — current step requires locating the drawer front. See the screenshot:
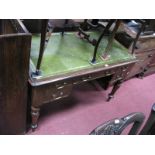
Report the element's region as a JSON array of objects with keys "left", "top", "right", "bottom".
[
  {"left": 31, "top": 84, "right": 72, "bottom": 107},
  {"left": 144, "top": 64, "right": 155, "bottom": 76},
  {"left": 31, "top": 62, "right": 135, "bottom": 107},
  {"left": 149, "top": 53, "right": 155, "bottom": 66},
  {"left": 127, "top": 50, "right": 155, "bottom": 78},
  {"left": 110, "top": 64, "right": 133, "bottom": 84},
  {"left": 71, "top": 64, "right": 131, "bottom": 85},
  {"left": 71, "top": 69, "right": 115, "bottom": 85}
]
